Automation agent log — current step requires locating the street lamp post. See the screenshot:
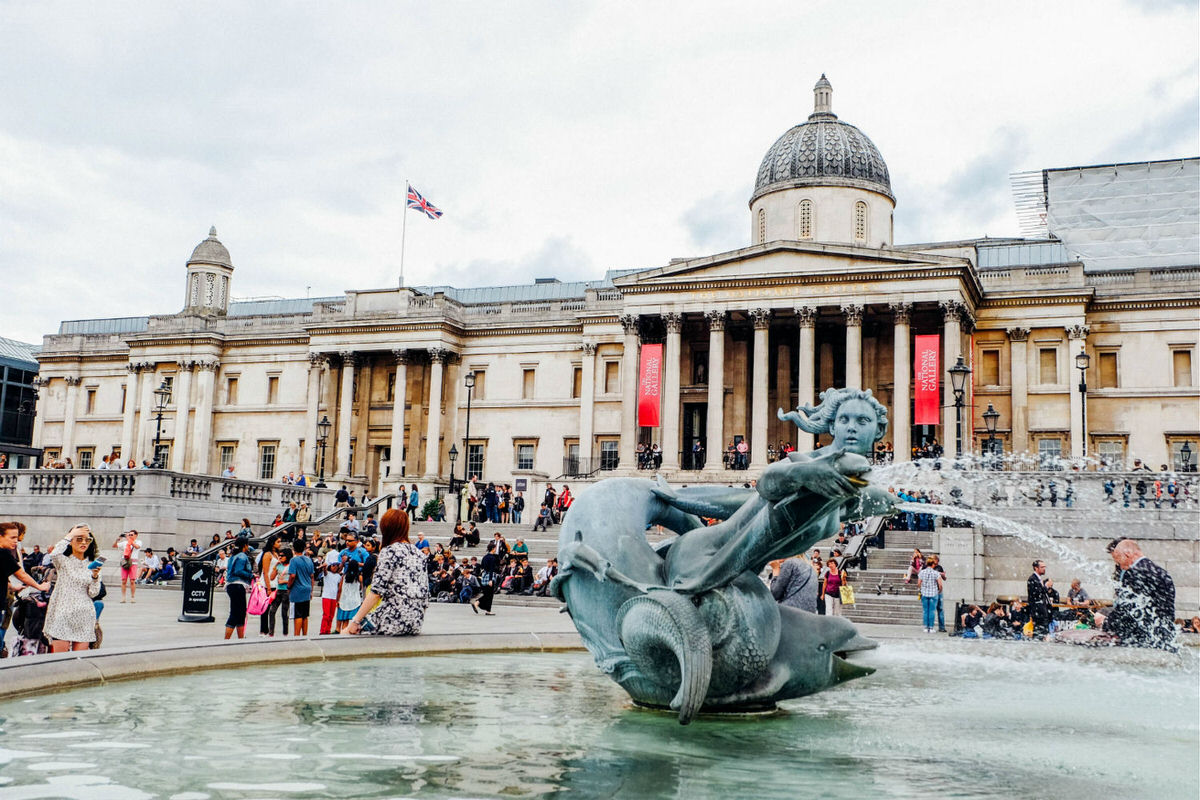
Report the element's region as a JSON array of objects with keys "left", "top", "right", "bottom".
[
  {"left": 461, "top": 371, "right": 476, "bottom": 491},
  {"left": 447, "top": 444, "right": 458, "bottom": 495},
  {"left": 948, "top": 355, "right": 972, "bottom": 461},
  {"left": 1075, "top": 351, "right": 1091, "bottom": 460},
  {"left": 315, "top": 415, "right": 332, "bottom": 488},
  {"left": 151, "top": 380, "right": 171, "bottom": 468},
  {"left": 982, "top": 402, "right": 1000, "bottom": 468},
  {"left": 1182, "top": 441, "right": 1193, "bottom": 473}
]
